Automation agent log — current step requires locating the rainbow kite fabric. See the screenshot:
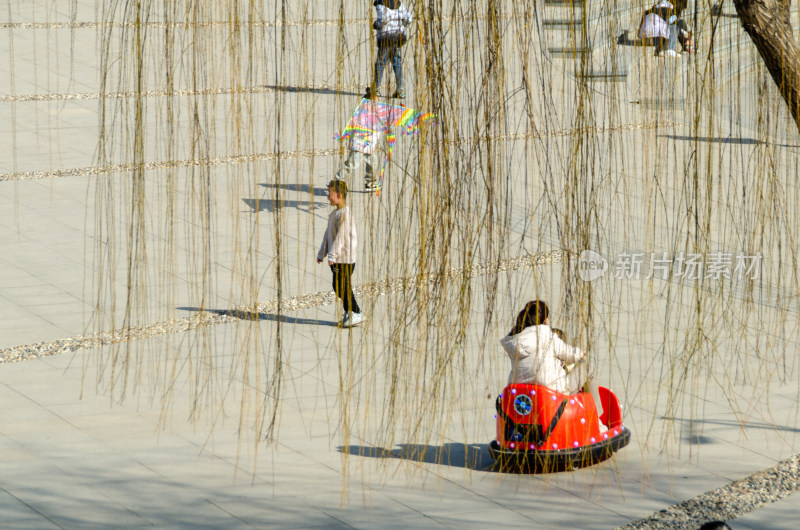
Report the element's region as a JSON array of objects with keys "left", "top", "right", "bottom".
[{"left": 335, "top": 99, "right": 435, "bottom": 150}]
